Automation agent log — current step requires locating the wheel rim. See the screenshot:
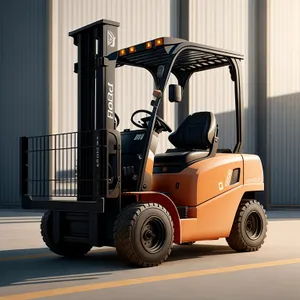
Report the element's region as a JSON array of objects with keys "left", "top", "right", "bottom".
[
  {"left": 245, "top": 211, "right": 263, "bottom": 240},
  {"left": 141, "top": 217, "right": 166, "bottom": 254}
]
